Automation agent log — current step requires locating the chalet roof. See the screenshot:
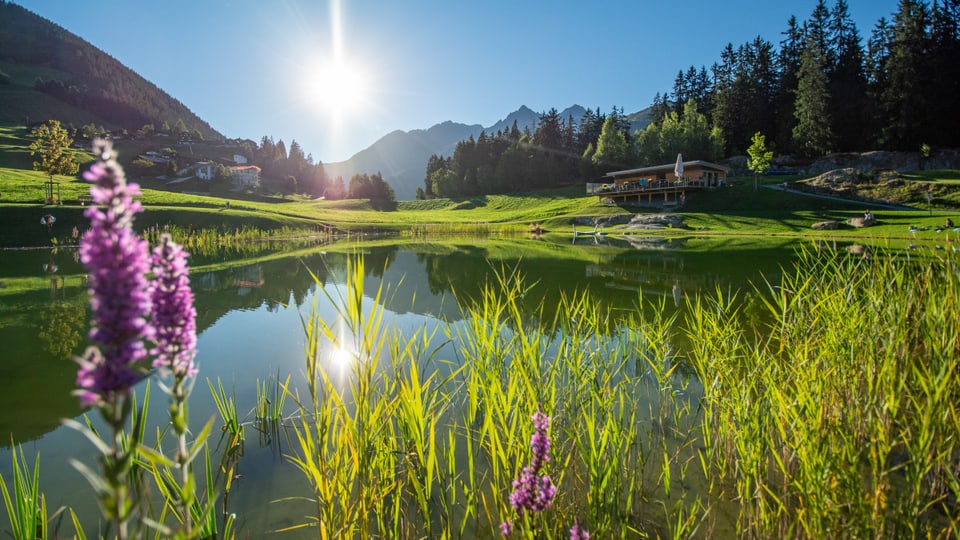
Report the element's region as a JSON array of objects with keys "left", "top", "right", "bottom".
[
  {"left": 229, "top": 165, "right": 261, "bottom": 172},
  {"left": 605, "top": 160, "right": 730, "bottom": 179}
]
